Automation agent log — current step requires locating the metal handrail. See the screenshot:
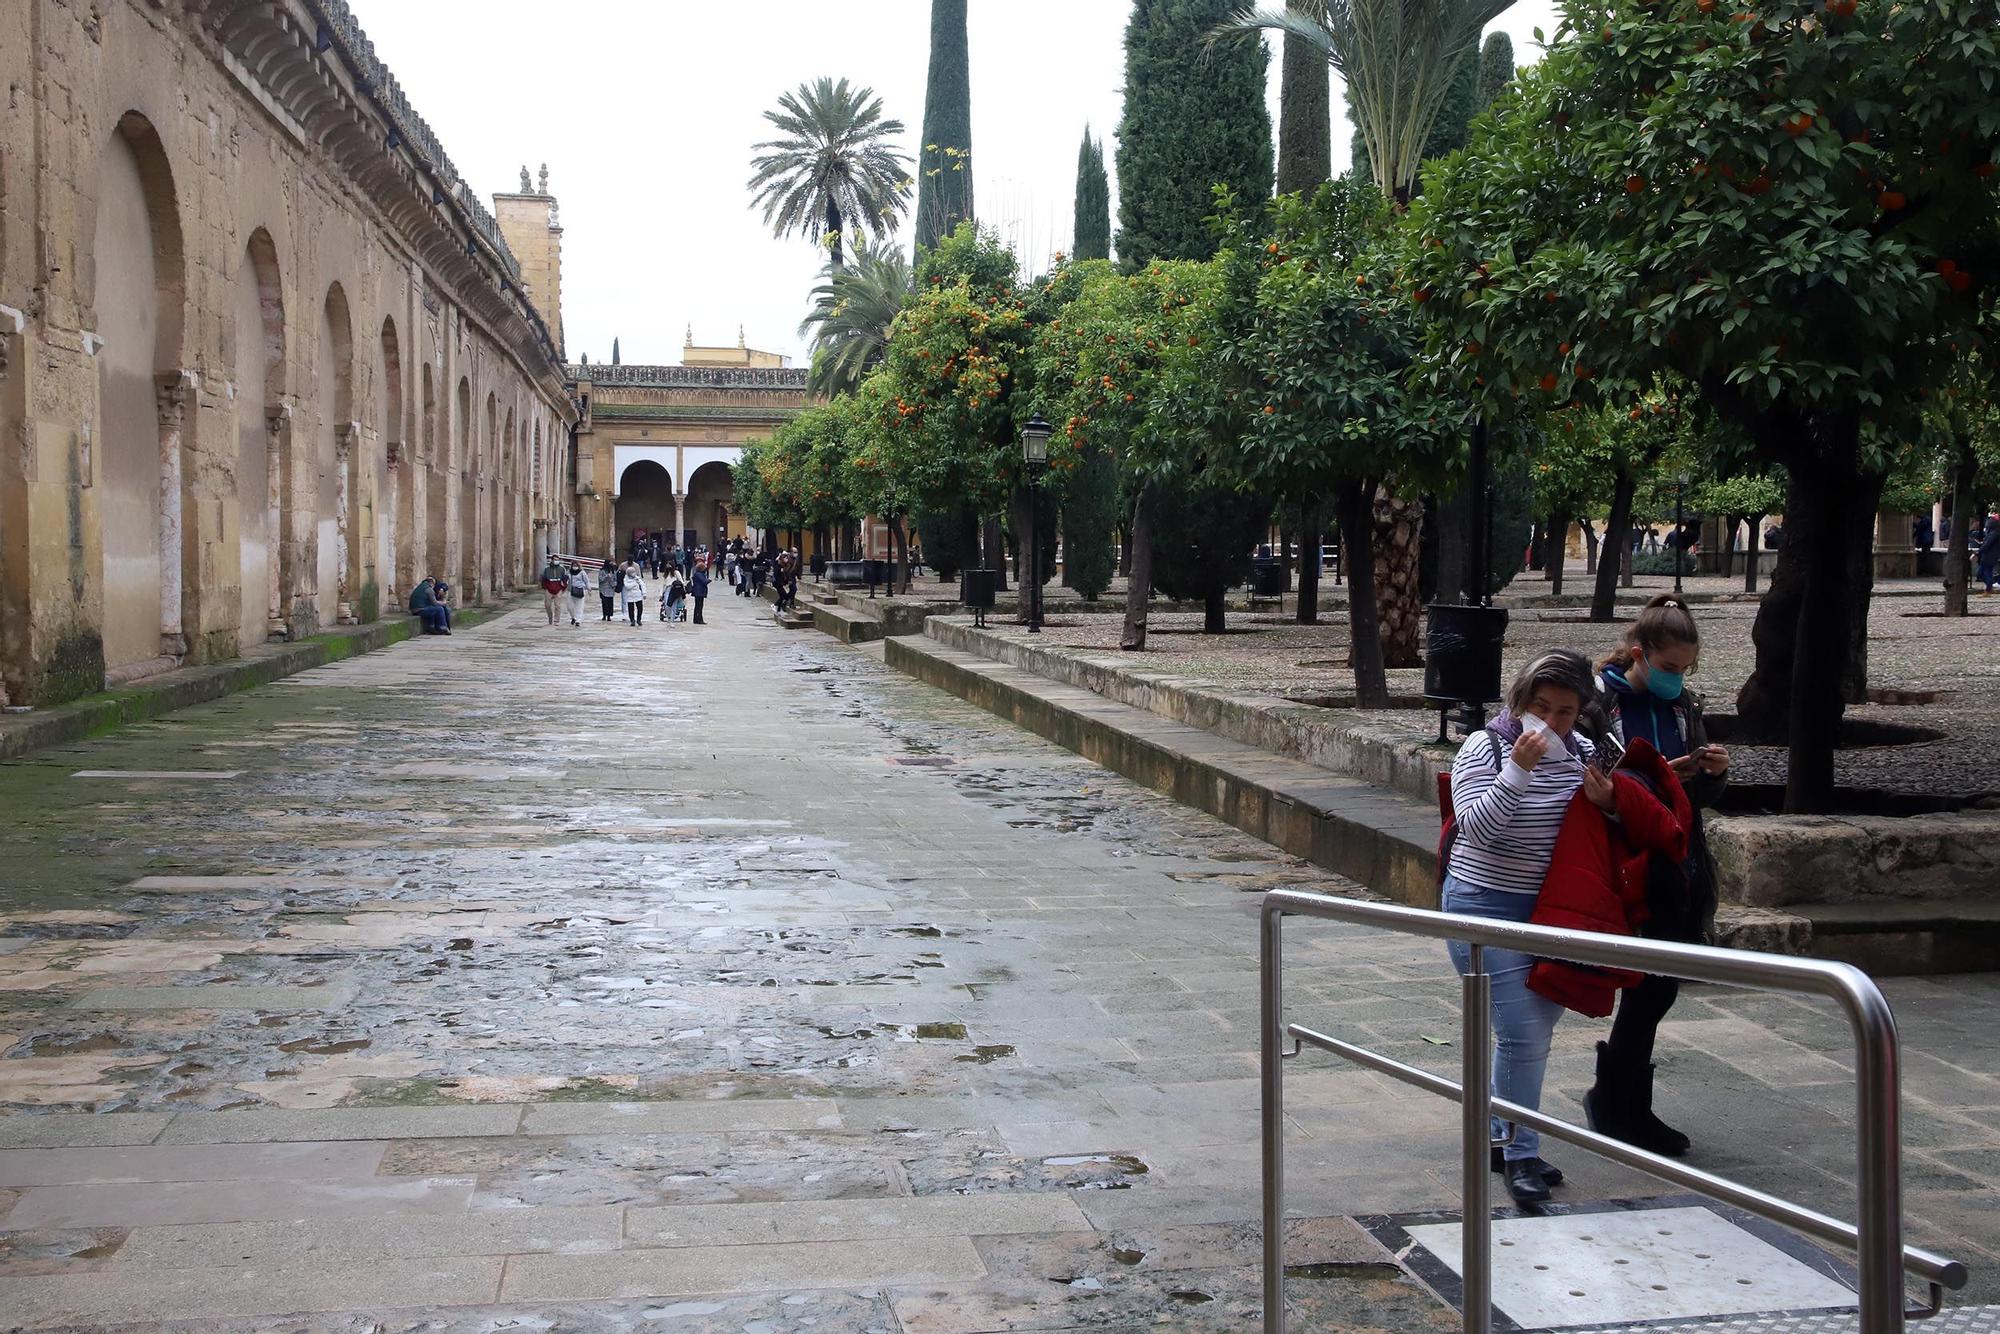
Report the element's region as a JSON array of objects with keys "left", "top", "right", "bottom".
[{"left": 1259, "top": 891, "right": 1970, "bottom": 1334}]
